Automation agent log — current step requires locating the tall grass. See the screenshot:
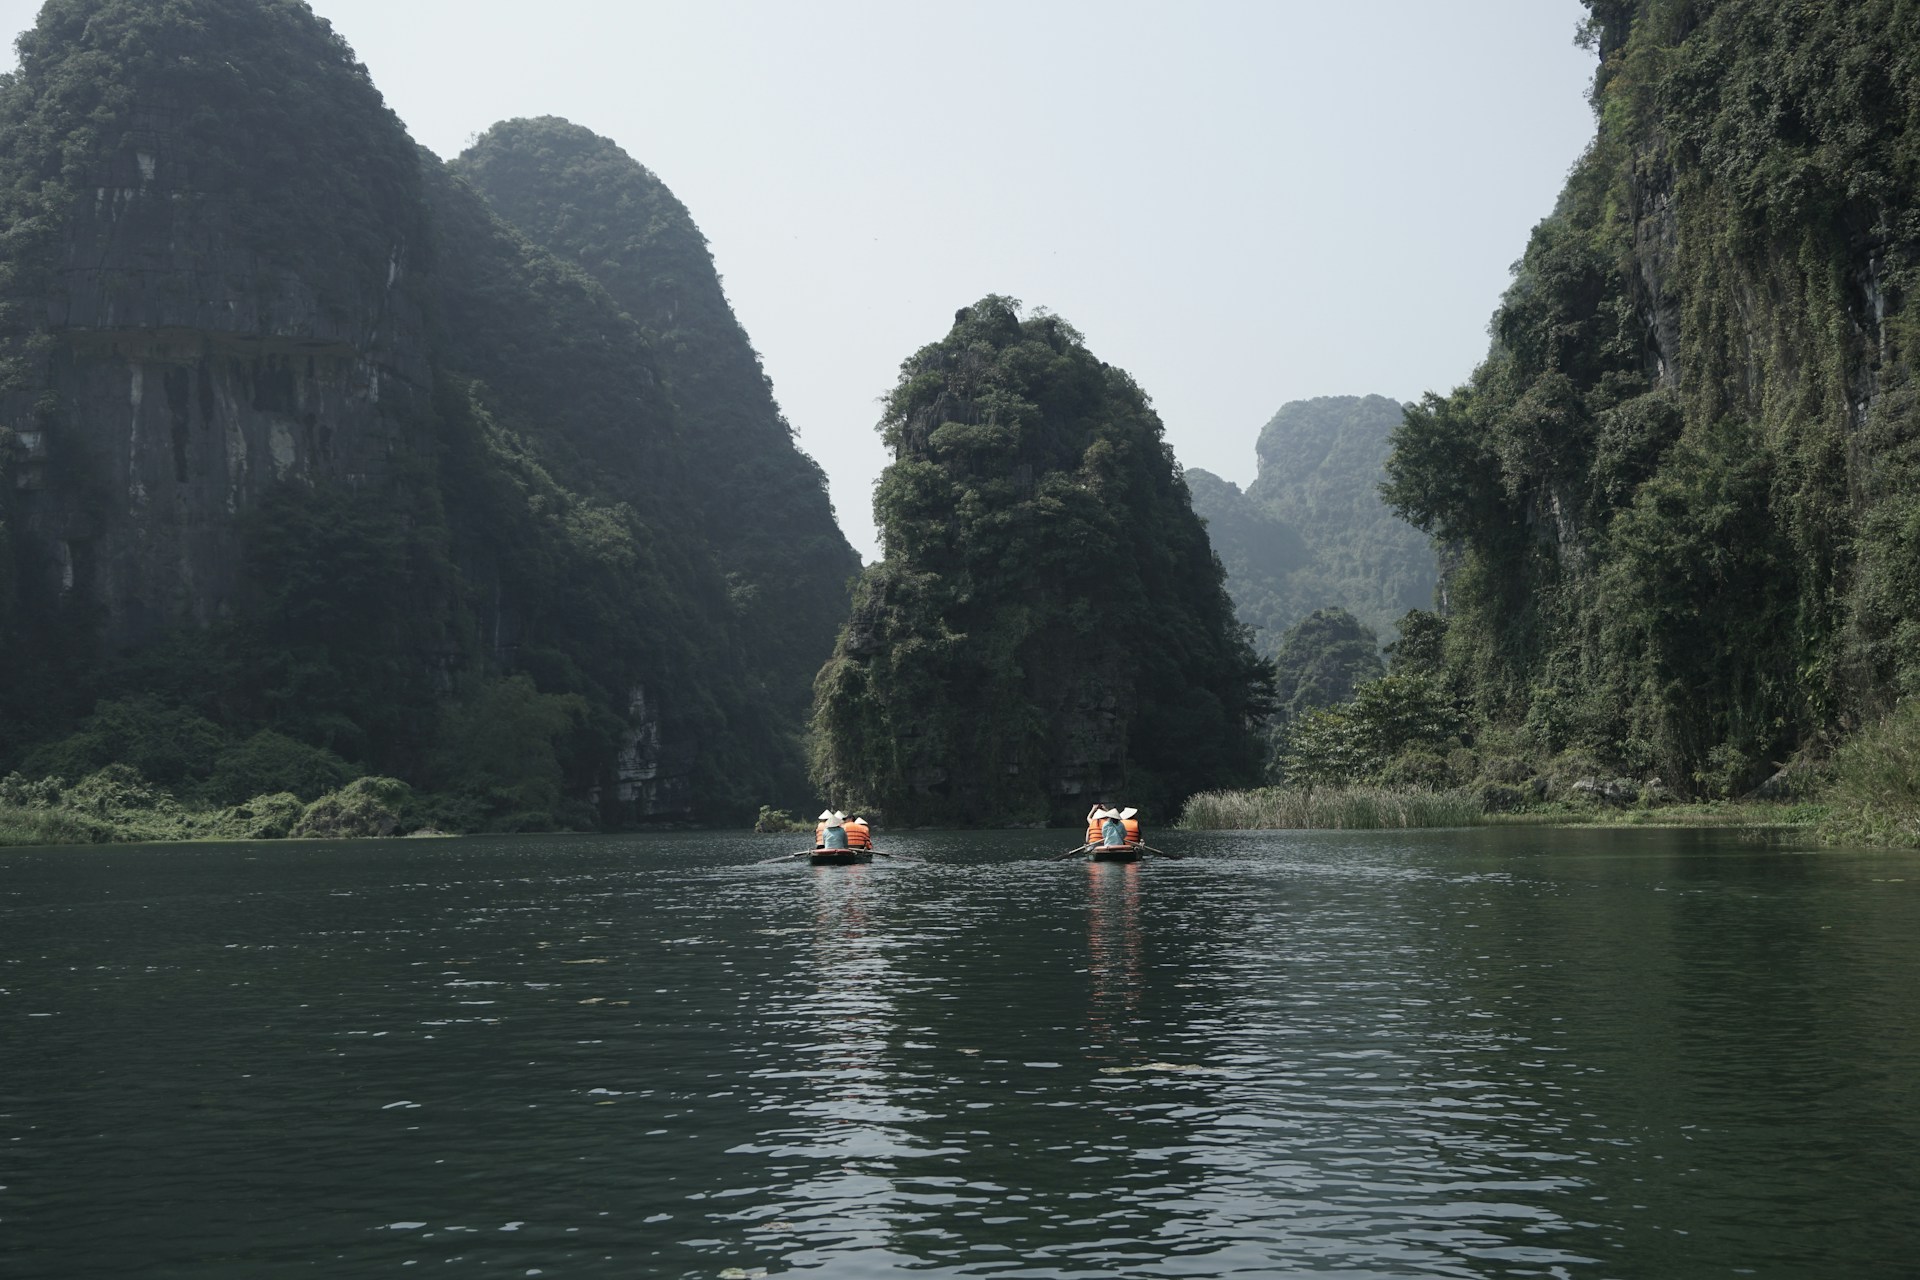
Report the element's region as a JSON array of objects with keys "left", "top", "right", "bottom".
[
  {"left": 1179, "top": 786, "right": 1484, "bottom": 831},
  {"left": 1821, "top": 700, "right": 1920, "bottom": 848},
  {"left": 0, "top": 807, "right": 107, "bottom": 847}
]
